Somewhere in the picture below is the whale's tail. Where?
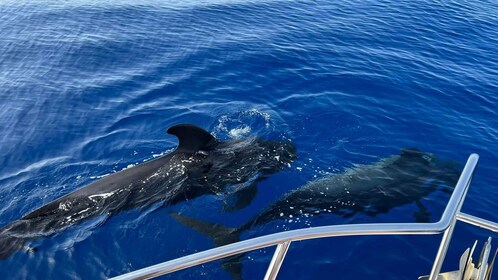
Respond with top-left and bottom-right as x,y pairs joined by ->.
169,212 -> 244,280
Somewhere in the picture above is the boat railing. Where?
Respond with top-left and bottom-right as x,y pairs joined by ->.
110,153 -> 498,280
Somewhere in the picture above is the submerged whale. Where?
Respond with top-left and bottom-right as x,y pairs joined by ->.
0,124 -> 296,259
171,148 -> 461,279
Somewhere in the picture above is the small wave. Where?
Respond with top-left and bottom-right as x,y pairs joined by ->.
0,156 -> 71,182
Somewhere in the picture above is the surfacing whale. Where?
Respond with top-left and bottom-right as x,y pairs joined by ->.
0,124 -> 296,259
171,148 -> 461,279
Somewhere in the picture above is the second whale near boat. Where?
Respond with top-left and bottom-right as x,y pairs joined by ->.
171,148 -> 461,279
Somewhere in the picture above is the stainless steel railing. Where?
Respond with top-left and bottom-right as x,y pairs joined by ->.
111,154 -> 497,280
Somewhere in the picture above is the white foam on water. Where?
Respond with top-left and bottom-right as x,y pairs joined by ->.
228,126 -> 251,139
212,109 -> 273,139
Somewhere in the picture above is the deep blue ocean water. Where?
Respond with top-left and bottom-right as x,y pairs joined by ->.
1,0 -> 498,279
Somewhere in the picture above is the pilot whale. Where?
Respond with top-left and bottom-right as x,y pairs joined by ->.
171,148 -> 461,279
0,124 -> 296,259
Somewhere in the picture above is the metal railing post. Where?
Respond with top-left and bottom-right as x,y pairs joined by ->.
428,154 -> 479,280
264,242 -> 291,280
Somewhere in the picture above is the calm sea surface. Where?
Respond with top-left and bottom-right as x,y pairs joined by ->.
1,0 -> 497,279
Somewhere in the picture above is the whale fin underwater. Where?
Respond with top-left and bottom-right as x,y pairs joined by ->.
0,124 -> 297,259
170,148 -> 462,279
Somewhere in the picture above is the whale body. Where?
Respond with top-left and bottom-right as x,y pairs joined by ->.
171,148 -> 461,279
0,124 -> 296,259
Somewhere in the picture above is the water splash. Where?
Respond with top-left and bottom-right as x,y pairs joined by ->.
211,109 -> 273,140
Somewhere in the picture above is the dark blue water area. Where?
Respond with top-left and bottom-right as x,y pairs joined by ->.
1,0 -> 498,279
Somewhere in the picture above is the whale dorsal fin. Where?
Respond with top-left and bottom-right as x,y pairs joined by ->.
167,124 -> 217,153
